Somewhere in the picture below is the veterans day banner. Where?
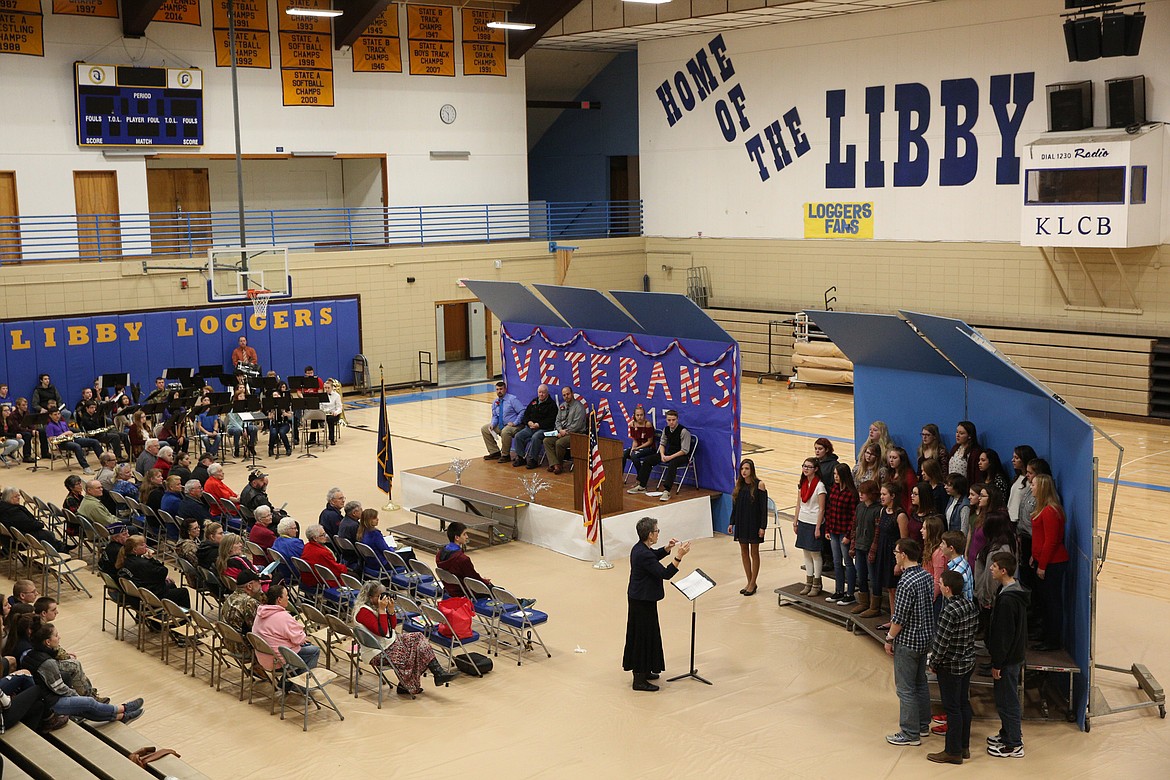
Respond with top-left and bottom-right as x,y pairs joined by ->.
501,324 -> 741,495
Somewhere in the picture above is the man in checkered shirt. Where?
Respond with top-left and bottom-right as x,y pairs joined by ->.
927,569 -> 980,764
884,538 -> 937,747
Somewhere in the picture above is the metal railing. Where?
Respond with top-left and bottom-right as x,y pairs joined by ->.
0,200 -> 643,263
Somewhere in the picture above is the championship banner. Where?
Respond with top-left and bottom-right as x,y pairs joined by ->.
279,0 -> 334,106
0,0 -> 43,57
52,0 -> 117,17
212,0 -> 271,69
352,3 -> 401,73
461,7 -> 504,77
153,0 -> 200,26
407,4 -> 453,77
501,324 -> 741,495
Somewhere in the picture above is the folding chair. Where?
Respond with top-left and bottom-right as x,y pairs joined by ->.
214,621 -> 253,700
266,547 -> 293,592
434,566 -> 464,598
393,594 -> 426,634
88,521 -> 111,573
657,434 -> 700,496
246,633 -> 285,715
463,577 -> 505,651
407,559 -> 443,606
99,571 -> 126,640
187,609 -> 219,683
334,536 -> 358,571
323,615 -> 362,695
313,564 -> 357,619
291,557 -> 321,606
176,557 -> 210,613
0,524 -> 17,578
38,542 -> 92,600
419,602 -> 482,677
492,586 -> 551,666
351,624 -> 409,707
766,497 -> 789,556
120,578 -> 164,654
199,565 -> 225,607
218,498 -> 246,534
162,597 -> 199,674
382,550 -> 426,596
157,510 -> 181,562
138,587 -> 178,665
298,603 -> 336,669
277,645 -> 344,731
245,540 -> 266,561
354,541 -> 392,582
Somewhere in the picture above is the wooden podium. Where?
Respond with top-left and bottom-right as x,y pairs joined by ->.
570,432 -> 625,513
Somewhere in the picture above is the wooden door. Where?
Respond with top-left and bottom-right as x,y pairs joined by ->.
484,307 -> 496,378
442,302 -> 469,361
147,168 -> 211,256
73,171 -> 120,260
0,172 -> 19,263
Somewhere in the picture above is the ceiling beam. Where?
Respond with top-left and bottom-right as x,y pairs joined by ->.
506,0 -> 585,60
334,0 -> 393,49
122,0 -> 167,38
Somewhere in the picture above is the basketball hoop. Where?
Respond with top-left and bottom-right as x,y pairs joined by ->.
245,288 -> 272,318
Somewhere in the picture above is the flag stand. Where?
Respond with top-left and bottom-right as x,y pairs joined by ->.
593,514 -> 613,570
376,364 -> 399,511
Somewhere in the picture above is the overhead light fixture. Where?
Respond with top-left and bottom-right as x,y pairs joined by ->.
487,20 -> 536,31
286,8 -> 343,18
430,151 -> 471,160
290,150 -> 337,157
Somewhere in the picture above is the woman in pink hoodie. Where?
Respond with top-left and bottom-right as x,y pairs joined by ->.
250,583 -> 320,671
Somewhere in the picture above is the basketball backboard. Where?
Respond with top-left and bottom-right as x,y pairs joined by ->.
207,246 -> 292,302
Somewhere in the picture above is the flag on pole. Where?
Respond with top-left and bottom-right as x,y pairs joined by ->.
583,408 -> 605,543
376,370 -> 393,497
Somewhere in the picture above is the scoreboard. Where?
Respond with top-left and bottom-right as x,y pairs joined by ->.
75,63 -> 204,147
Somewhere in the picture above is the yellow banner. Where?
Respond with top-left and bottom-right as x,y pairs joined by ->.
212,0 -> 268,29
364,3 -> 398,37
52,0 -> 117,17
279,0 -> 329,34
352,35 -> 401,73
463,42 -> 504,76
1,0 -> 42,12
0,10 -> 43,56
407,5 -> 452,41
153,0 -> 200,25
279,31 -> 330,70
409,39 -> 453,76
462,8 -> 503,43
803,202 -> 874,239
281,68 -> 334,107
213,29 -> 272,69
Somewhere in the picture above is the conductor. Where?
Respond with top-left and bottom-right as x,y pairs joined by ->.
623,517 -> 691,692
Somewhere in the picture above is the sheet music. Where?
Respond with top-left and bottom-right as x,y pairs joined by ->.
673,568 -> 716,601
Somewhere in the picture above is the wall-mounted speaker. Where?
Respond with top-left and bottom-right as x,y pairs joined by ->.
1072,17 -> 1102,61
1102,13 -> 1127,56
1106,75 -> 1146,128
1047,81 -> 1093,132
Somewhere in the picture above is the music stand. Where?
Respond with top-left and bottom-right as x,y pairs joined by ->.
262,395 -> 292,460
163,367 -> 195,380
238,410 -> 268,467
668,568 -> 716,685
25,411 -> 52,472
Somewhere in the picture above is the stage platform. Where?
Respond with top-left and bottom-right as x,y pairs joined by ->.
776,581 -> 1081,721
401,459 -> 717,562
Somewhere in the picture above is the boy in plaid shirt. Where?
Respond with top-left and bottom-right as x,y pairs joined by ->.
884,538 -> 936,747
940,530 -> 974,601
927,569 -> 979,764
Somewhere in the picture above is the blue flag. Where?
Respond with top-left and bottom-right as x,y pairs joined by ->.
376,380 -> 393,496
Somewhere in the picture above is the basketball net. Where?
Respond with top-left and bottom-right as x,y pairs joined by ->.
245,289 -> 272,318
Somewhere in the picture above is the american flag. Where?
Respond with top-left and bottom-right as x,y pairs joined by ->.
583,408 -> 605,543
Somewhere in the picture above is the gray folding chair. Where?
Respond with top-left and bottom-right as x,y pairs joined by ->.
767,497 -> 789,556
277,645 -> 344,730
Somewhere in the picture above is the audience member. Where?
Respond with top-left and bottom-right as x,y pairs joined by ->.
352,581 -> 456,694
135,439 -> 160,478
216,533 -> 267,586
111,464 -> 139,499
298,524 -> 348,588
203,463 -> 238,517
140,469 -> 165,512
337,500 -> 362,568
176,480 -> 212,524
435,522 -> 533,605
271,517 -> 304,582
251,583 -> 319,671
318,487 -> 345,538
99,523 -> 130,578
191,452 -> 214,486
249,506 -> 277,564
9,580 -> 39,608
76,480 -> 117,528
32,598 -> 101,700
358,508 -> 413,575
170,451 -> 194,486
23,622 -> 144,724
197,522 -> 223,570
0,487 -> 72,551
152,445 -> 175,478
94,452 -> 118,490
115,534 -> 190,608
221,569 -> 263,636
174,517 -> 202,566
240,470 -> 277,515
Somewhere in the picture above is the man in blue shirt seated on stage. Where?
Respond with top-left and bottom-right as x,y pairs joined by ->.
483,381 -> 525,462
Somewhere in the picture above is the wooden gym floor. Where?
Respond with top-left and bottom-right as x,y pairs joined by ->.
4,381 -> 1168,777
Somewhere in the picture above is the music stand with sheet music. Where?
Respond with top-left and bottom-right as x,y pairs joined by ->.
669,568 -> 716,685
25,411 -> 52,472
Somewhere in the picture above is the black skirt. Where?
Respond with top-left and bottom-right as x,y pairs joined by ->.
622,598 -> 665,674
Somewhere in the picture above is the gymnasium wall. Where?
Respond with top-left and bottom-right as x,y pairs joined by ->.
0,237 -> 649,391
637,0 -> 1170,243
0,7 -> 527,218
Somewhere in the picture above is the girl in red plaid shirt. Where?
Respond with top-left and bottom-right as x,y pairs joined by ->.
824,464 -> 859,603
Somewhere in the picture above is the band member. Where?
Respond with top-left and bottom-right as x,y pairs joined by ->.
232,336 -> 259,370
75,400 -> 126,460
